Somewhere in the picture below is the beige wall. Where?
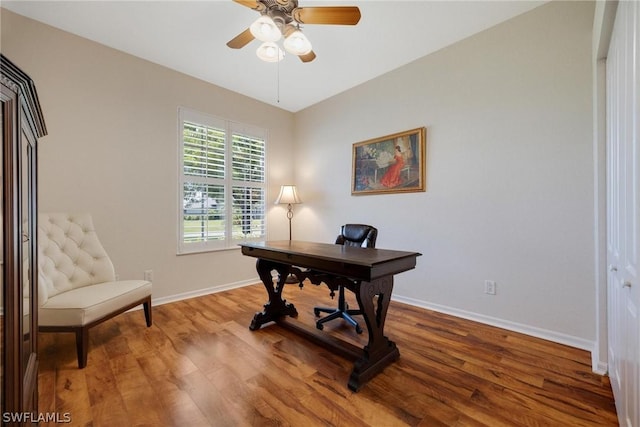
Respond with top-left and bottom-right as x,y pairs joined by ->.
294,1 -> 596,348
1,2 -> 599,352
1,8 -> 295,301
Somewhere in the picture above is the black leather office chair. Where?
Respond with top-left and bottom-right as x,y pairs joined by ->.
314,224 -> 378,334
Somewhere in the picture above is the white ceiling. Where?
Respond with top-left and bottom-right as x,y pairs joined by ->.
2,0 -> 546,112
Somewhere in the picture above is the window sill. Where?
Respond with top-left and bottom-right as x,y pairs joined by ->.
176,246 -> 242,256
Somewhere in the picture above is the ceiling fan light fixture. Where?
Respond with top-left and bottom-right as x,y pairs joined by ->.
229,0 -> 362,64
250,15 -> 281,42
256,41 -> 285,62
283,30 -> 312,55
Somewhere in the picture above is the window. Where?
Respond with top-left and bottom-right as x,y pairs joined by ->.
179,108 -> 266,253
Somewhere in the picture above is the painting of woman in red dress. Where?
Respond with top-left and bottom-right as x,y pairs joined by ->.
380,145 -> 404,188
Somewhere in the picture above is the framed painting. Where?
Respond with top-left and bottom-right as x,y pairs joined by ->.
352,127 -> 426,195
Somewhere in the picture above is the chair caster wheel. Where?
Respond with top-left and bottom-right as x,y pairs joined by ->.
316,322 -> 324,331
355,325 -> 363,334
314,308 -> 320,316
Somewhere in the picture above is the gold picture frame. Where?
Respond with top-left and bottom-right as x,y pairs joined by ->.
352,127 -> 426,195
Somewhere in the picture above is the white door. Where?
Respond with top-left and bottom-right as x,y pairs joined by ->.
606,2 -> 639,427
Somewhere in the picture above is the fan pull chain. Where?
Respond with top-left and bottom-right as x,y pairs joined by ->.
276,54 -> 280,104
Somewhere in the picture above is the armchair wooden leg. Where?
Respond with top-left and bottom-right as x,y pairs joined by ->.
75,327 -> 89,369
143,298 -> 152,327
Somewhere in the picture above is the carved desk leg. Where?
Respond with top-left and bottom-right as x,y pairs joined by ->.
249,259 -> 298,331
349,275 -> 400,391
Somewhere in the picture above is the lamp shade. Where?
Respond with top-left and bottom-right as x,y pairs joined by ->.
284,30 -> 312,56
256,42 -> 285,62
250,15 -> 281,42
275,185 -> 302,205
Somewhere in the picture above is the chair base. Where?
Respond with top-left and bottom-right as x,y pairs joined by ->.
314,305 -> 363,334
314,285 -> 363,334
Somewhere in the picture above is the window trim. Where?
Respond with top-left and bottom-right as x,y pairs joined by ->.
177,107 -> 267,254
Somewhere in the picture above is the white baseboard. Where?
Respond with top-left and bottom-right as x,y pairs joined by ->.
26,278 -> 607,375
392,294 -> 603,373
593,360 -> 608,375
126,278 -> 259,311
152,278 -> 258,307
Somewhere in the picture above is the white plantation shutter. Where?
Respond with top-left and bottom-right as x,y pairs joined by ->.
232,186 -> 265,238
179,108 -> 266,253
183,122 -> 225,179
232,133 -> 265,182
231,130 -> 266,239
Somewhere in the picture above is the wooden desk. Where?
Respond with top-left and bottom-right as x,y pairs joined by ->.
240,240 -> 421,391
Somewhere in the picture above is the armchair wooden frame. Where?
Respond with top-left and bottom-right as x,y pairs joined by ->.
39,296 -> 152,368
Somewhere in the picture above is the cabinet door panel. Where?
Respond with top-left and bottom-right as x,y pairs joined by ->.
2,53 -> 46,424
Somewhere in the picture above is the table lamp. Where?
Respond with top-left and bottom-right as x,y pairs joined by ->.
274,184 -> 302,240
275,184 -> 302,284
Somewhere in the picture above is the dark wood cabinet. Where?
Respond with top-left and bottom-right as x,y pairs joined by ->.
1,54 -> 47,424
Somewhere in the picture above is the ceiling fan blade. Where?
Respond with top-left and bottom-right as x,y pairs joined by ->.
232,0 -> 264,11
299,50 -> 316,63
293,6 -> 361,25
227,28 -> 255,49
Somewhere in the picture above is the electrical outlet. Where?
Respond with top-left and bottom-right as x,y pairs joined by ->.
144,270 -> 153,282
484,280 -> 496,295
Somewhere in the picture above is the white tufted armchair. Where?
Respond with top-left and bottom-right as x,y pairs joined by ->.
37,213 -> 152,368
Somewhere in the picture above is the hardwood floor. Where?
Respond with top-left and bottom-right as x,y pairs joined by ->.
37,282 -> 618,426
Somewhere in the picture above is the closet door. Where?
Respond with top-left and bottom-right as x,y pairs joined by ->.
606,2 -> 639,427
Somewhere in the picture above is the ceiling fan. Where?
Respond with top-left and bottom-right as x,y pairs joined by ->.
227,0 -> 361,63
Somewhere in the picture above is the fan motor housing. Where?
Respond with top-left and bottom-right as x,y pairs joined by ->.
260,0 -> 298,17
259,0 -> 299,28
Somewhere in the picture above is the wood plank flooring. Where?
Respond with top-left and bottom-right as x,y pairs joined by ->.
37,282 -> 618,426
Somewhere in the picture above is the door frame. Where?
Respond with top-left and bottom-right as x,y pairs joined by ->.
592,0 -> 618,374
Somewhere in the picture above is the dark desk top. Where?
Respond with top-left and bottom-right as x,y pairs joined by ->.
240,240 -> 421,282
